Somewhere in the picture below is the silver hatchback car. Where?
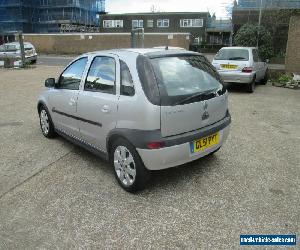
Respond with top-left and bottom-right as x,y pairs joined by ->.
0,42 -> 37,64
212,47 -> 268,93
37,49 -> 231,192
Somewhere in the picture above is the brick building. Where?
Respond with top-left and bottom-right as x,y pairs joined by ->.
99,12 -> 210,45
232,0 -> 300,53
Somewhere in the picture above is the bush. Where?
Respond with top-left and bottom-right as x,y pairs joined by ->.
234,24 -> 274,60
278,73 -> 293,84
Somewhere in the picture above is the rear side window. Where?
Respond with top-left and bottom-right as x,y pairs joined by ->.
136,55 -> 161,105
59,57 -> 88,90
150,55 -> 223,106
252,49 -> 259,62
120,60 -> 135,96
85,56 -> 116,94
214,49 -> 249,61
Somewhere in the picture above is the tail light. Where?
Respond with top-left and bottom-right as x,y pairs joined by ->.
147,141 -> 165,149
242,67 -> 253,73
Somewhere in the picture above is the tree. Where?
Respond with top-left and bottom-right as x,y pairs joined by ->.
234,24 -> 273,60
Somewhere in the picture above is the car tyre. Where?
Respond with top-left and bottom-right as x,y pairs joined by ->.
247,77 -> 256,93
110,138 -> 150,193
260,69 -> 269,85
39,105 -> 56,138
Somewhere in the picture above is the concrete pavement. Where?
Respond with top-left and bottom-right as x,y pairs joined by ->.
0,66 -> 299,249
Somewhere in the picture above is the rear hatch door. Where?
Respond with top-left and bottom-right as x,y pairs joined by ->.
150,54 -> 228,137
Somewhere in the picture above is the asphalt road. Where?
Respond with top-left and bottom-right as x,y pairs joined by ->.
0,66 -> 299,249
37,55 -> 74,67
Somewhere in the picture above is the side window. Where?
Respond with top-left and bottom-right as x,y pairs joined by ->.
253,50 -> 259,62
59,57 -> 87,90
85,56 -> 116,94
120,60 -> 135,96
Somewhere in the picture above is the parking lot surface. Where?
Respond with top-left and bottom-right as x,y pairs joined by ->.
0,66 -> 299,249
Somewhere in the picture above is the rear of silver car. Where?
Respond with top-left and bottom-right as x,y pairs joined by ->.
212,48 -> 255,84
135,52 -> 231,170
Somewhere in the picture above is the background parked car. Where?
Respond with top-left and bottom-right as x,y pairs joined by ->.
212,47 -> 268,93
0,42 -> 37,64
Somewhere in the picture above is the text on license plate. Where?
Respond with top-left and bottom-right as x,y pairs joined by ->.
221,64 -> 237,69
190,132 -> 219,154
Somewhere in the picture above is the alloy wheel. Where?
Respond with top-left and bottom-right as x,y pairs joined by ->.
114,146 -> 136,187
40,109 -> 49,135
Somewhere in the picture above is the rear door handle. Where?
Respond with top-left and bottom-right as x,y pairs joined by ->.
101,105 -> 110,113
69,98 -> 76,106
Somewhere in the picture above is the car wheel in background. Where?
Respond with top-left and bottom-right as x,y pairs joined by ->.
260,69 -> 269,85
110,138 -> 150,193
39,105 -> 56,138
247,77 -> 256,93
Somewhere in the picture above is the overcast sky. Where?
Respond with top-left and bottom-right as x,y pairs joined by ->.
106,0 -> 233,19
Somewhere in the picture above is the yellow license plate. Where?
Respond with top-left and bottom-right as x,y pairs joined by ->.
221,64 -> 237,69
190,132 -> 219,154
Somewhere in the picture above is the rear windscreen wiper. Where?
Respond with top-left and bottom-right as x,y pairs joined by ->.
228,57 -> 246,60
174,89 -> 217,106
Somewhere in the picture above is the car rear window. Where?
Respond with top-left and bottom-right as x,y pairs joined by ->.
214,49 -> 249,61
3,45 -> 17,52
150,55 -> 224,106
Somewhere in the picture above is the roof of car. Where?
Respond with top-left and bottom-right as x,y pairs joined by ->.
220,46 -> 257,50
83,48 -> 200,58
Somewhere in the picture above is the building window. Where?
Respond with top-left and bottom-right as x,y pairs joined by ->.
132,20 -> 143,28
147,19 -> 154,28
103,20 -> 124,28
180,19 -> 203,27
157,19 -> 169,28
194,37 -> 200,45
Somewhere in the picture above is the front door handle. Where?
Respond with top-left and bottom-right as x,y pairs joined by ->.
101,105 -> 110,114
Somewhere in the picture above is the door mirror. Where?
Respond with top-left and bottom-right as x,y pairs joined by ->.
45,78 -> 55,88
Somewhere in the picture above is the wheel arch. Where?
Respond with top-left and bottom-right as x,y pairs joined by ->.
106,132 -> 132,159
37,100 -> 47,113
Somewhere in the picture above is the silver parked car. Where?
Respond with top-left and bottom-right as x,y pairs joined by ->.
37,48 -> 231,192
212,47 -> 268,93
0,42 -> 37,64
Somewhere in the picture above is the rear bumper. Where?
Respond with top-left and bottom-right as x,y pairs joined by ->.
219,71 -> 255,84
137,125 -> 230,170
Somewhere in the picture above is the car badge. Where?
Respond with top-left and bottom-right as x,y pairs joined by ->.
202,101 -> 209,120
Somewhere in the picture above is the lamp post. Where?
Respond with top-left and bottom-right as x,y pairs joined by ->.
257,0 -> 263,47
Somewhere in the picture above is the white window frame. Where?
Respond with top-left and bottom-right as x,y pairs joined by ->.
180,19 -> 203,28
157,19 -> 169,28
103,20 -> 124,28
147,19 -> 154,28
132,19 -> 143,28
